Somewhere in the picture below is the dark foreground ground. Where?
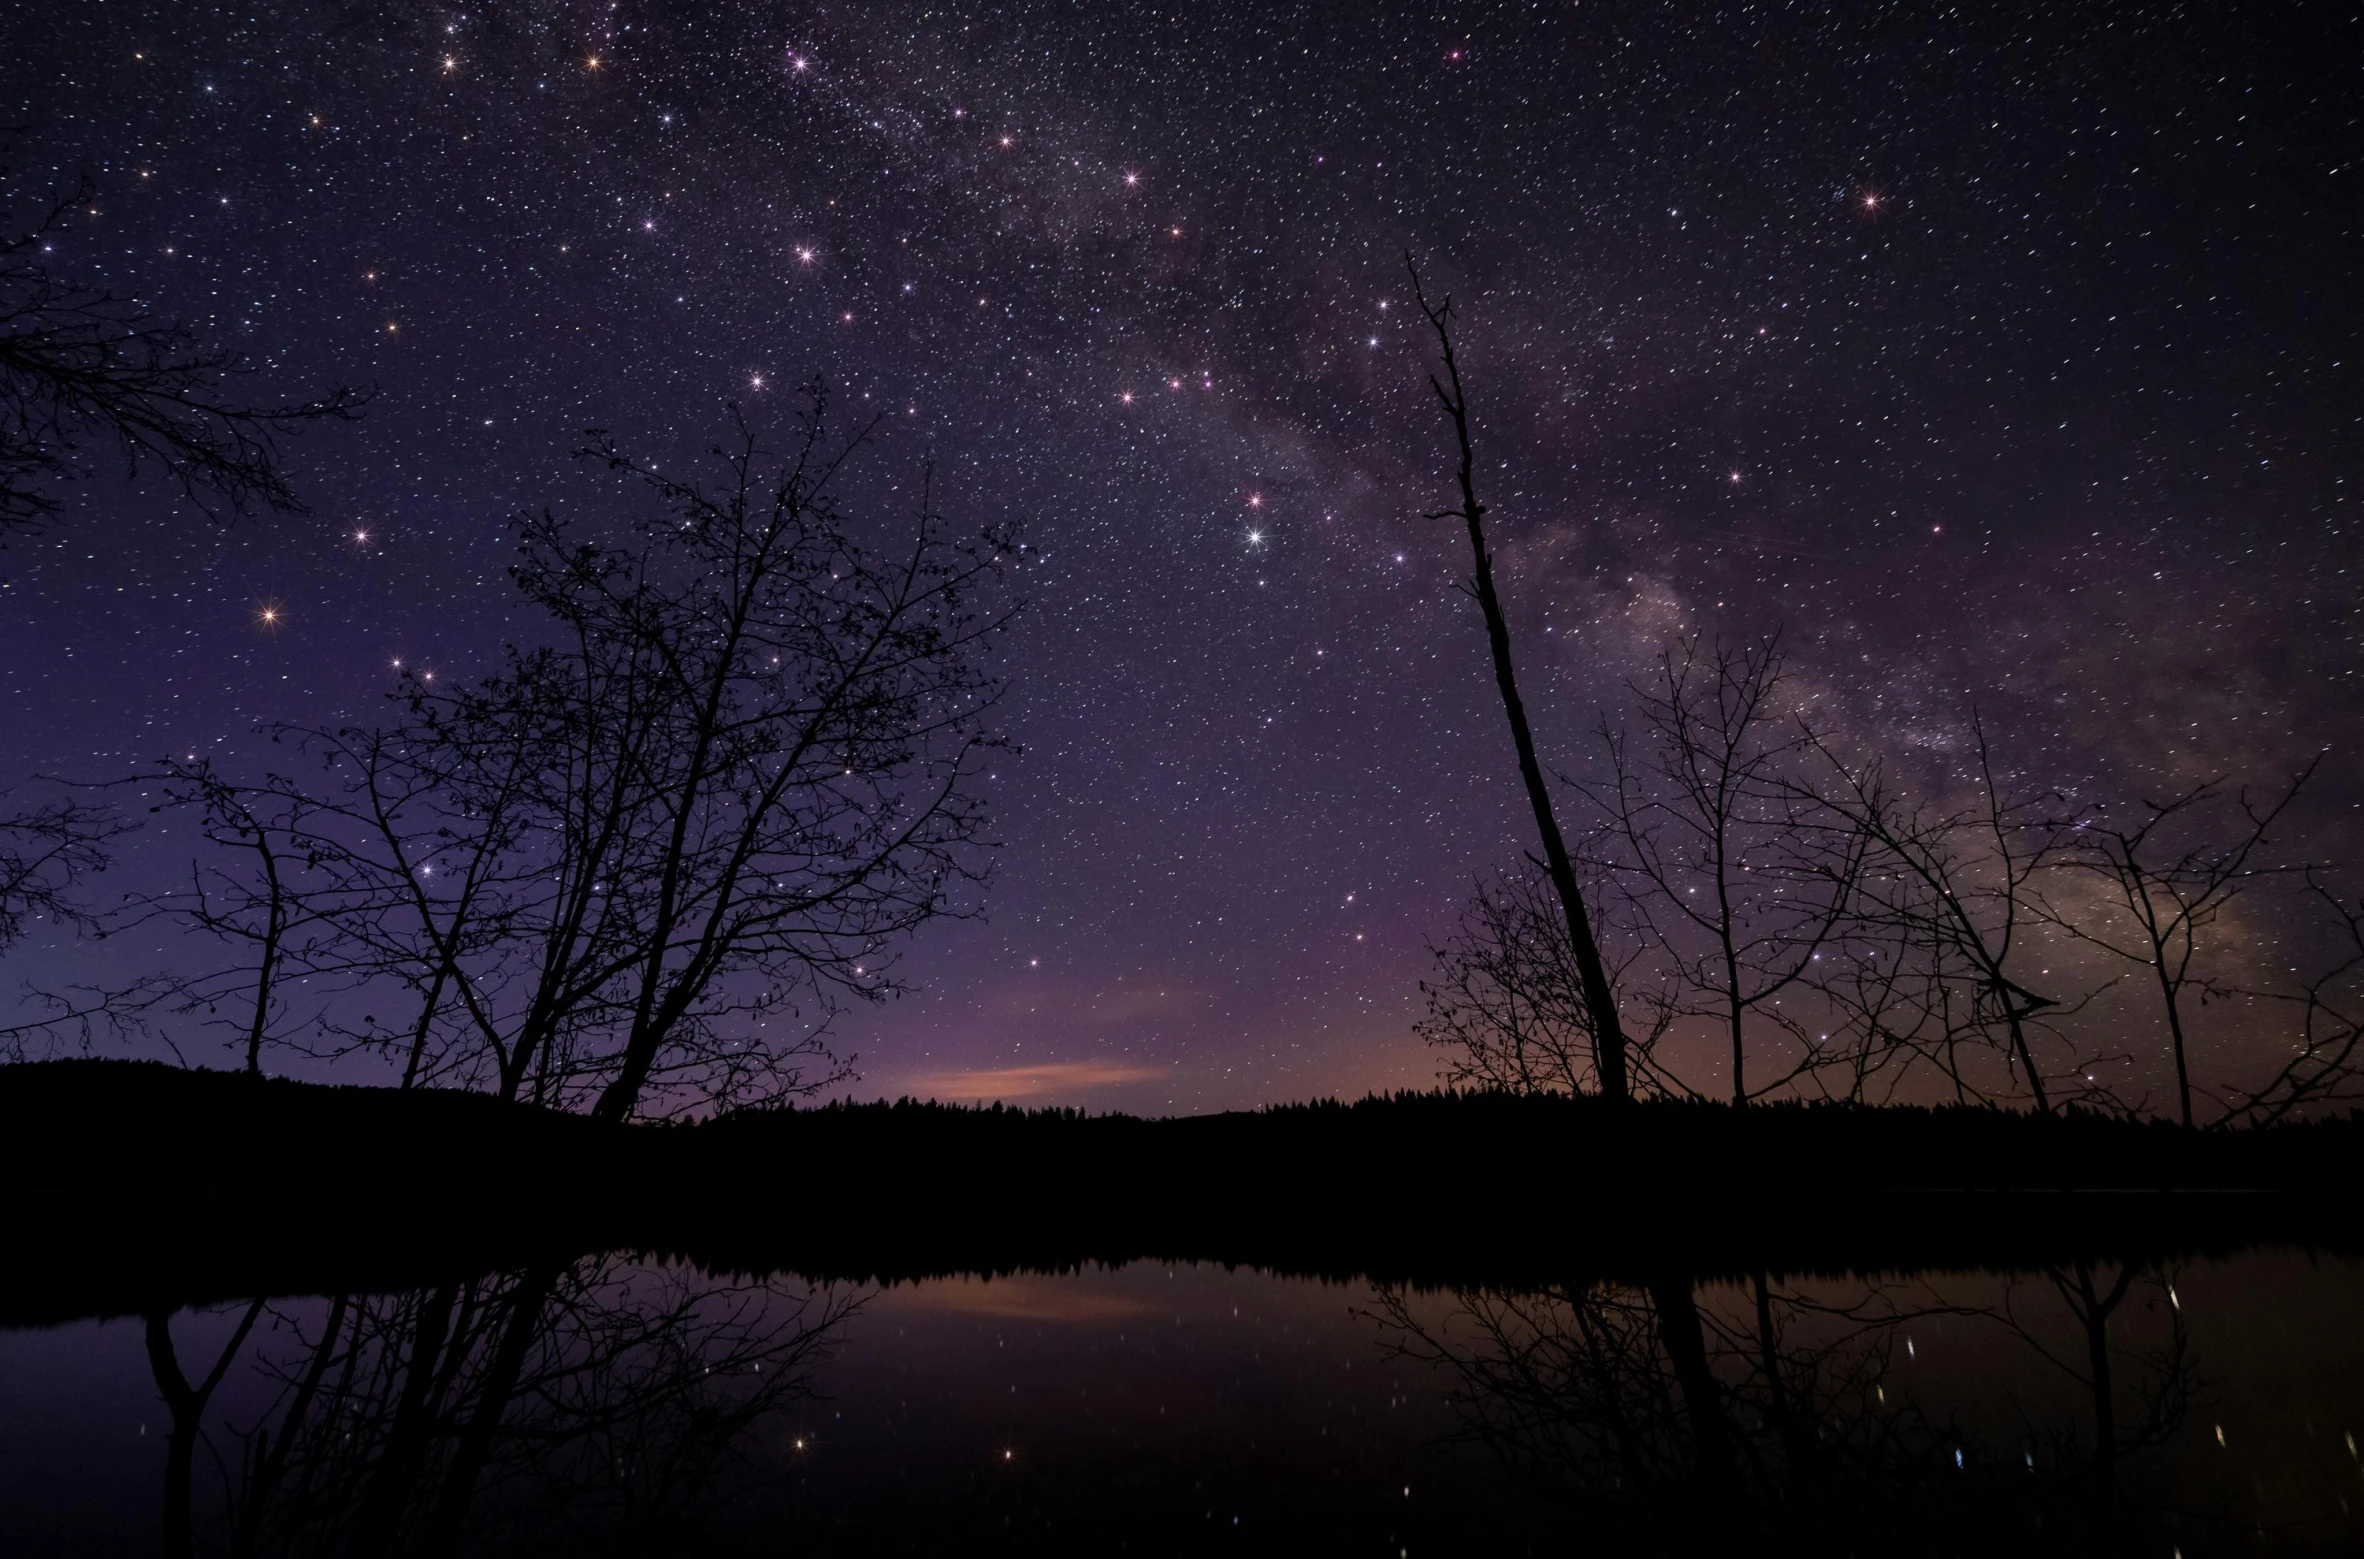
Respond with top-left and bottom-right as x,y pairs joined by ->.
3,1059 -> 2356,1324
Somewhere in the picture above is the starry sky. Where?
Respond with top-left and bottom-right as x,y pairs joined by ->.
2,1 -> 2356,1112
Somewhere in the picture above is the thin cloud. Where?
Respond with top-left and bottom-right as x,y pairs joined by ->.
899,1059 -> 1164,1101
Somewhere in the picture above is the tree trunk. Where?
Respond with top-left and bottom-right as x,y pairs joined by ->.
1412,262 -> 1630,1099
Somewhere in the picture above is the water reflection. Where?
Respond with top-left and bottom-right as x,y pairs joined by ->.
1369,1263 -> 2197,1554
139,1260 -> 854,1556
4,1251 -> 2358,1552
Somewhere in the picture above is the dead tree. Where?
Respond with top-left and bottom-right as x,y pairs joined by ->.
2042,764 -> 2314,1127
0,175 -> 367,531
1408,258 -> 1630,1100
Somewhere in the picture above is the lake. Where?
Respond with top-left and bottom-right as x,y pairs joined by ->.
2,1245 -> 2359,1553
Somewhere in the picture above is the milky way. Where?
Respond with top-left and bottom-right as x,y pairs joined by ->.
2,2 -> 2355,1109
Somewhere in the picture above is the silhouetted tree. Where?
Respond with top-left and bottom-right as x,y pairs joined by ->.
1578,635 -> 1865,1104
119,759 -> 351,1075
0,175 -> 367,532
0,787 -> 165,1062
133,391 -> 1012,1118
1813,720 -> 2093,1113
0,789 -> 121,951
2206,876 -> 2364,1127
1407,259 -> 1630,1100
1417,865 -> 1679,1095
2041,764 -> 2314,1127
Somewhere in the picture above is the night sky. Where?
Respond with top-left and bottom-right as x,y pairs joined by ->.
2,1 -> 2356,1111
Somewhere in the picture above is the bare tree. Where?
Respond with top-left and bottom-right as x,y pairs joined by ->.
1815,720 -> 2089,1113
1407,259 -> 1630,1100
0,175 -> 368,532
2205,877 -> 2364,1128
2042,764 -> 2314,1127
1418,865 -> 1681,1096
0,789 -> 124,950
1579,636 -> 1864,1104
133,391 -> 1012,1119
0,787 -> 172,1062
119,759 -> 356,1075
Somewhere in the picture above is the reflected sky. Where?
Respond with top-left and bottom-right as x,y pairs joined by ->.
2,1250 -> 2360,1553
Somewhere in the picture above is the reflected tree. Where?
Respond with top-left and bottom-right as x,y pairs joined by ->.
140,1256 -> 859,1556
1369,1261 -> 2201,1555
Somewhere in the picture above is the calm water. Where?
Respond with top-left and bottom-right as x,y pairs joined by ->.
2,1250 -> 2359,1554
